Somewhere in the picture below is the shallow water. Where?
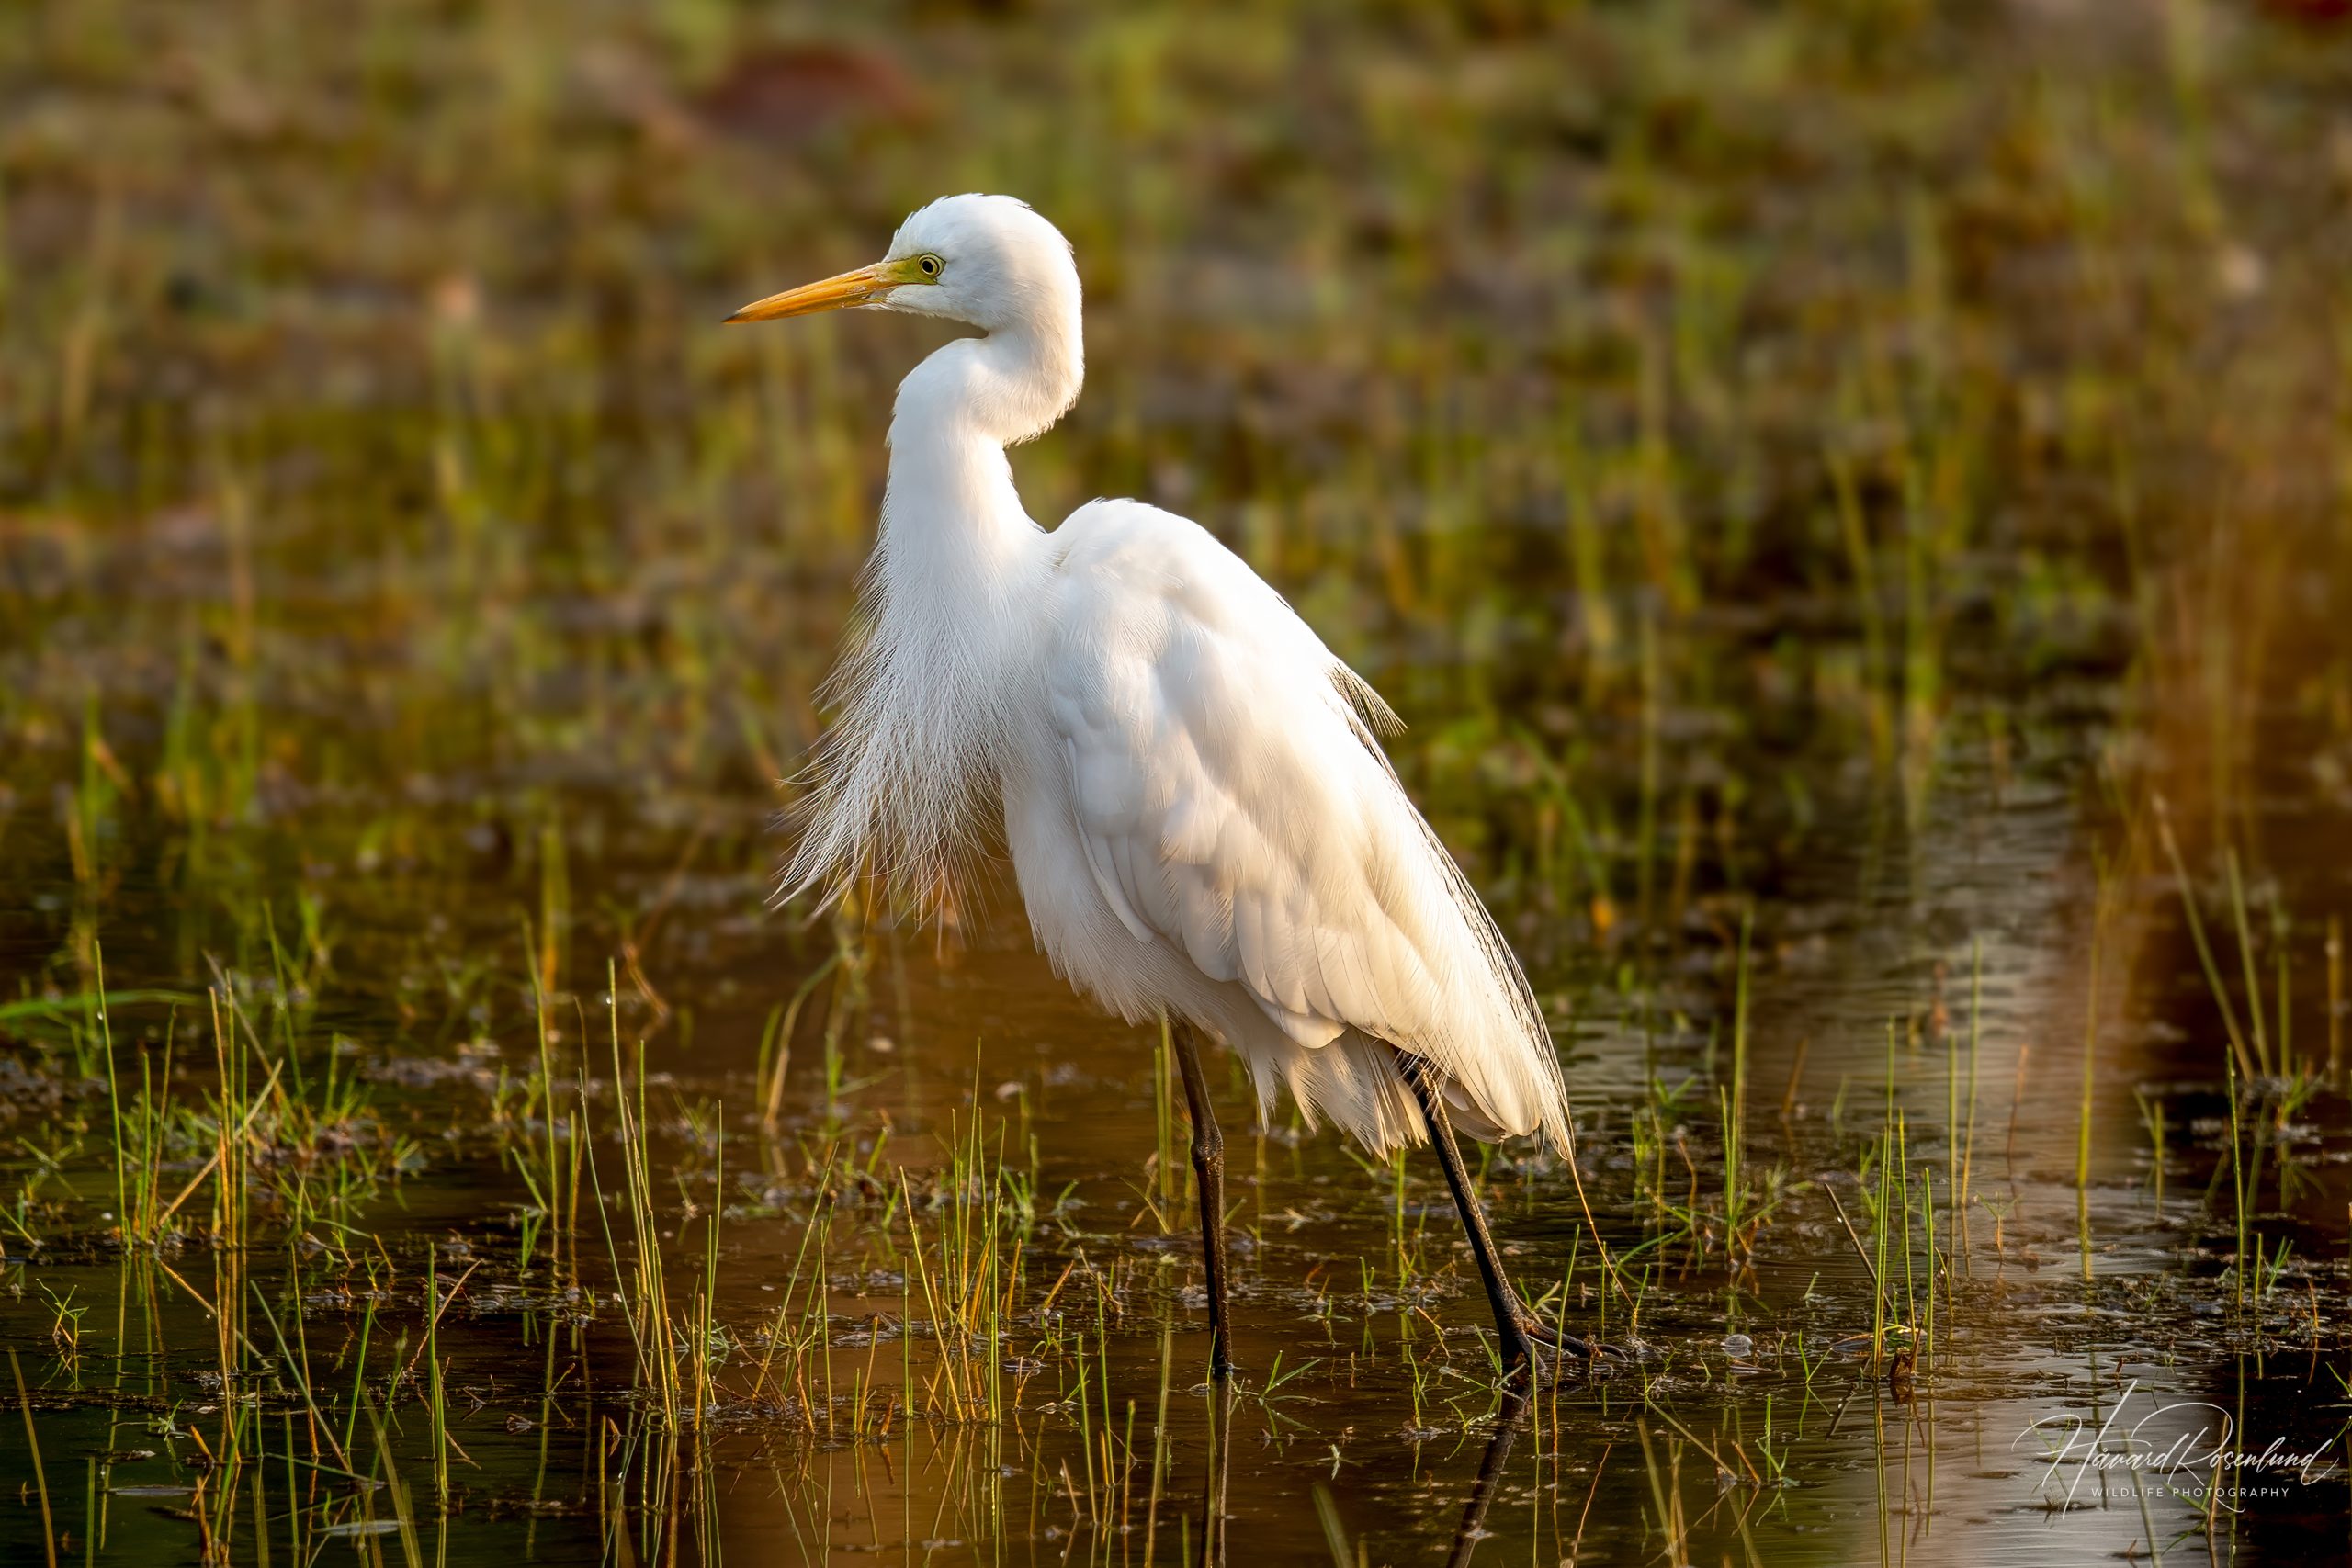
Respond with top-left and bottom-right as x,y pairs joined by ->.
5,650 -> 2349,1566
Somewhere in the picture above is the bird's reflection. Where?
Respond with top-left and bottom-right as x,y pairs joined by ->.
1195,1380 -> 1234,1567
1188,1382 -> 1532,1568
1443,1388 -> 1532,1568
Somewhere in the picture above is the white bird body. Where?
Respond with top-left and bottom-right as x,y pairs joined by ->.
752,194 -> 1569,1160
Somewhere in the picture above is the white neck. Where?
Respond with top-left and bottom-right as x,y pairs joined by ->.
782,319 -> 1084,907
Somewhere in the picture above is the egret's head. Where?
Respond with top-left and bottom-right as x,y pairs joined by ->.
726,193 -> 1080,338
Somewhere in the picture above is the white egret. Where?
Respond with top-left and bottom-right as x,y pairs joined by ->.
728,194 -> 1596,1377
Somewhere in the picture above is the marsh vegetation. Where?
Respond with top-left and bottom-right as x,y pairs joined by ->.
4,2 -> 2351,1563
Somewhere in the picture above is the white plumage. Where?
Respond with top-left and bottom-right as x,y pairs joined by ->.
750,194 -> 1569,1160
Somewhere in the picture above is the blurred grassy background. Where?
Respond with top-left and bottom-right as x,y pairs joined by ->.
3,0 -> 2349,995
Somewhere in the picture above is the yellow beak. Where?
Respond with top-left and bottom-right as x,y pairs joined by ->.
724,258 -> 922,323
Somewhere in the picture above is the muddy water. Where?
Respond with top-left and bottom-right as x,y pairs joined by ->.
5,648 -> 2348,1568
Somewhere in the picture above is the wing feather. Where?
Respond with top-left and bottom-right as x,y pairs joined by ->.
1044,500 -> 1568,1150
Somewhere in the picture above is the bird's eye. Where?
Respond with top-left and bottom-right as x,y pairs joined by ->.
918,254 -> 943,278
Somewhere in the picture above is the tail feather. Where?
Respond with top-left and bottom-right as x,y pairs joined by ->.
1221,1026 -> 1524,1157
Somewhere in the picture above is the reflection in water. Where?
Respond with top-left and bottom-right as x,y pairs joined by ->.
1442,1388 -> 1530,1568
1197,1380 -> 1234,1568
1143,1377 -> 1525,1568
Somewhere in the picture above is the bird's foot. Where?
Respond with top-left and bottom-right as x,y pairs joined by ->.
1187,1354 -> 1241,1397
1517,1311 -> 1628,1364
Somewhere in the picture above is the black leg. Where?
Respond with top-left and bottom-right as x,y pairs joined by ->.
1392,1048 -> 1600,1374
1170,1021 -> 1235,1378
